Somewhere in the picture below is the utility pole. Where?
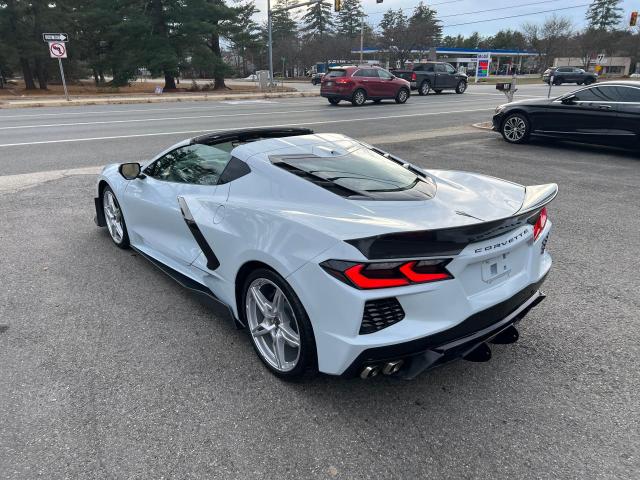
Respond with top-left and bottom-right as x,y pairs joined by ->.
267,0 -> 323,84
359,13 -> 364,64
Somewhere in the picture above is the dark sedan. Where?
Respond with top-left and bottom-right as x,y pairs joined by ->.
493,81 -> 640,147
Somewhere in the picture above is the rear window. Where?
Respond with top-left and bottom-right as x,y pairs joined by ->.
271,147 -> 436,201
326,70 -> 347,78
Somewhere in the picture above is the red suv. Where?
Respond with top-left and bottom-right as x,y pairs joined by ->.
320,66 -> 411,106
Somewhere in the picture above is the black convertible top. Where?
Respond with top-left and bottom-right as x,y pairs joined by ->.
191,127 -> 314,146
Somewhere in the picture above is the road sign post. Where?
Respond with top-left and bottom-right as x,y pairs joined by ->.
42,39 -> 70,102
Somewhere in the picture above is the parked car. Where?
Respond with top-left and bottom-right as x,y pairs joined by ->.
493,81 -> 640,147
410,62 -> 468,95
94,127 -> 556,380
320,66 -> 411,106
311,72 -> 325,85
543,66 -> 597,85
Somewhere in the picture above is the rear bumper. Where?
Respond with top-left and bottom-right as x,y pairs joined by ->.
341,273 -> 547,379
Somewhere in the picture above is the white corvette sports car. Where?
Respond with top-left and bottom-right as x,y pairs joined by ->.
94,128 -> 557,380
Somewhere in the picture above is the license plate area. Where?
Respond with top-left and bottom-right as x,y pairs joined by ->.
326,81 -> 333,86
481,254 -> 511,283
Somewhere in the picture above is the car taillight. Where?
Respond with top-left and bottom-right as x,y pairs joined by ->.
532,207 -> 548,241
411,72 -> 417,81
320,259 -> 453,290
335,77 -> 353,86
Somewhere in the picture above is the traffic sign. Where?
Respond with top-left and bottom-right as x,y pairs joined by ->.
49,42 -> 67,59
43,33 -> 69,42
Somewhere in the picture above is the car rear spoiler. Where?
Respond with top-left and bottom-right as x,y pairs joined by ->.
346,183 -> 558,260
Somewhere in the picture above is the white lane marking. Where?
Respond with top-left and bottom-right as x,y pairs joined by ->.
0,95 -> 513,130
0,99 -> 322,119
0,107 -> 494,148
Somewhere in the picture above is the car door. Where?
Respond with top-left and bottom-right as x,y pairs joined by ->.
541,86 -> 619,144
123,143 -> 232,267
610,85 -> 640,146
376,68 -> 397,97
352,68 -> 377,97
434,63 -> 451,89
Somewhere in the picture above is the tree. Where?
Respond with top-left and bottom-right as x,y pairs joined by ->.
586,0 -> 623,31
409,1 -> 442,56
228,1 -> 261,76
301,0 -> 334,39
523,15 -> 573,73
379,9 -> 413,67
335,0 -> 363,39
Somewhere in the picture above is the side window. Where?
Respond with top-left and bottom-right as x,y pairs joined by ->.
377,69 -> 393,79
413,64 -> 424,71
615,87 -> 640,102
353,69 -> 366,77
423,63 -> 435,73
435,64 -> 446,73
572,86 -> 616,102
445,64 -> 456,74
144,144 -> 232,185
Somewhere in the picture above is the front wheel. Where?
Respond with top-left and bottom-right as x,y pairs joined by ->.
501,113 -> 530,144
395,88 -> 409,104
553,78 -> 562,85
242,268 -> 317,380
455,80 -> 467,94
328,98 -> 340,105
102,186 -> 130,248
584,78 -> 595,85
351,89 -> 366,106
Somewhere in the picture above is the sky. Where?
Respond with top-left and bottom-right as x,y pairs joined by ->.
254,0 -> 639,37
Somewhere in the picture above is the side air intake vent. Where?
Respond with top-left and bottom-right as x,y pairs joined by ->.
360,298 -> 405,334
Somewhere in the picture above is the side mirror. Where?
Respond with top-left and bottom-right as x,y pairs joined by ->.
119,162 -> 143,180
561,94 -> 576,105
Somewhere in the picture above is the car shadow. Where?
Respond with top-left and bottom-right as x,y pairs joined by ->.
527,137 -> 640,160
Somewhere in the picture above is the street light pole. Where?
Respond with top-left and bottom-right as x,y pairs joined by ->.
359,13 -> 364,64
267,0 -> 273,84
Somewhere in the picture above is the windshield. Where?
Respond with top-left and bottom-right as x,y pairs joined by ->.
271,147 -> 436,201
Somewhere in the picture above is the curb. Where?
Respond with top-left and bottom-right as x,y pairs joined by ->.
0,91 -> 320,109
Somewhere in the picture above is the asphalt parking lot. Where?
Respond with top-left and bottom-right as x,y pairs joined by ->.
1,88 -> 639,479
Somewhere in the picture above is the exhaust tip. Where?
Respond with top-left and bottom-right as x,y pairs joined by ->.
382,360 -> 404,375
463,342 -> 492,362
360,365 -> 380,379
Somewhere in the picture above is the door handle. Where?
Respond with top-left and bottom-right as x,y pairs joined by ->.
598,105 -> 612,109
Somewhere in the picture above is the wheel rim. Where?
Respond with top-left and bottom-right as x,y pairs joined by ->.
103,191 -> 124,243
246,278 -> 301,372
354,91 -> 365,104
458,81 -> 466,92
503,116 -> 526,142
398,89 -> 408,102
421,83 -> 430,95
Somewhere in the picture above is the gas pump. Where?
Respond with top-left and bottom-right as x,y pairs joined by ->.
496,73 -> 518,102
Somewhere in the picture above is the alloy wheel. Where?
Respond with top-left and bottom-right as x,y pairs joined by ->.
353,90 -> 366,105
420,82 -> 430,95
397,89 -> 408,103
103,190 -> 124,243
246,278 -> 301,372
503,116 -> 527,142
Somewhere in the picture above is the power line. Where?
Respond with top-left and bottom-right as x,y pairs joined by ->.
365,0 -> 467,17
441,3 -> 590,28
438,0 -> 565,19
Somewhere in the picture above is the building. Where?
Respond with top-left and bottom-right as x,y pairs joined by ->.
553,56 -> 632,76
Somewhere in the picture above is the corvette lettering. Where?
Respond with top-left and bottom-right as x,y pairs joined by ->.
475,229 -> 529,253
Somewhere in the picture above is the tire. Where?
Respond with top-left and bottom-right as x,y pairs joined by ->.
351,88 -> 366,106
434,89 -> 443,94
455,80 -> 467,94
418,81 -> 431,96
102,185 -> 130,248
553,78 -> 562,85
395,88 -> 409,104
577,81 -> 583,85
501,112 -> 531,144
584,78 -> 594,85
241,268 -> 317,380
328,98 -> 340,105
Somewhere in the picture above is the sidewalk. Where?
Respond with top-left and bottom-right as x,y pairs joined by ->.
0,90 -> 319,109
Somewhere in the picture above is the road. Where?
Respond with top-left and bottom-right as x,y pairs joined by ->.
1,83 -> 638,479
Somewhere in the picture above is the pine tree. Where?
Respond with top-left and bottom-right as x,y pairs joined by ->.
586,0 -> 623,31
409,2 -> 442,53
301,1 -> 334,39
335,0 -> 364,38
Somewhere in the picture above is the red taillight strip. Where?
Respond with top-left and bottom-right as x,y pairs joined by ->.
344,264 -> 409,289
533,207 -> 548,241
399,261 -> 451,283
